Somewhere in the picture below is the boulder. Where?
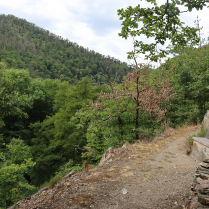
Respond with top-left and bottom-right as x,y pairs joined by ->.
99,147 -> 113,166
202,110 -> 209,131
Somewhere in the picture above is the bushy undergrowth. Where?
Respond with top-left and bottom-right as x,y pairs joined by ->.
56,159 -> 82,177
40,175 -> 62,189
39,159 -> 82,190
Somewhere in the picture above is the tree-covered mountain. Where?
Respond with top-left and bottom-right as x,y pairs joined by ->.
0,14 -> 133,83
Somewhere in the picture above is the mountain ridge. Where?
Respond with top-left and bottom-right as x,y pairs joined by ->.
0,14 -> 133,83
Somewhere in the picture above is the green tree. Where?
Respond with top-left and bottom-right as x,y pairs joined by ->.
0,14 -> 133,83
74,69 -> 175,162
0,138 -> 36,208
1,69 -> 60,145
163,45 -> 209,124
118,0 -> 208,61
0,64 -> 23,117
0,64 -> 26,147
74,83 -> 136,162
30,77 -> 97,185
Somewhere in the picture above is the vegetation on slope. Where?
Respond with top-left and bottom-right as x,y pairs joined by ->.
0,14 -> 132,83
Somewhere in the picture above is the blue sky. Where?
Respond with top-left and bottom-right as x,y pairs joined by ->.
0,0 -> 208,66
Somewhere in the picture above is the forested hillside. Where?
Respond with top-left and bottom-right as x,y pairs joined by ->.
1,13 -> 209,209
0,14 -> 132,83
163,45 -> 209,124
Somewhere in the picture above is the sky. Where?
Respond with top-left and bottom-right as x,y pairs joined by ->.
0,0 -> 209,66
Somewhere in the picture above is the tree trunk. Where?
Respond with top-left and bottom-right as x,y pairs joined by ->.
135,76 -> 139,140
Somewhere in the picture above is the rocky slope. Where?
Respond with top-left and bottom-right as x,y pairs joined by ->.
9,125 -> 201,209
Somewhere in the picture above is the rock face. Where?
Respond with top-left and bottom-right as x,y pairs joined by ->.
186,159 -> 209,208
202,110 -> 209,131
99,147 -> 113,166
192,126 -> 209,161
193,138 -> 209,160
98,145 -> 129,166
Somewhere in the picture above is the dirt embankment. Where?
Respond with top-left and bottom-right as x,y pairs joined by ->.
11,125 -> 201,209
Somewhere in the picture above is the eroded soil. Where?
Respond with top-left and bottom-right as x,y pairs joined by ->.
12,125 -> 201,209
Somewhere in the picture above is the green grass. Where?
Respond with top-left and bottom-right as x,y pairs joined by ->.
39,175 -> 62,190
186,128 -> 207,146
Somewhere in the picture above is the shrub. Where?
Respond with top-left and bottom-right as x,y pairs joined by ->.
56,159 -> 82,176
40,175 -> 62,190
47,175 -> 62,189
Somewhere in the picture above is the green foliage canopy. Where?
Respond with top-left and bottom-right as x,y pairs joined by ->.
0,65 -> 23,117
0,14 -> 133,83
0,138 -> 36,208
118,0 -> 208,61
163,45 -> 209,124
30,77 -> 98,185
1,68 -> 60,145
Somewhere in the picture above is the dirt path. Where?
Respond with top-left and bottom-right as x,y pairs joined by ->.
13,125 -> 201,209
85,125 -> 201,209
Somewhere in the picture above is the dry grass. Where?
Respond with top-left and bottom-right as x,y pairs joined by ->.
126,125 -> 201,163
82,173 -> 111,183
156,165 -> 163,169
153,127 -> 177,141
68,194 -> 92,208
140,167 -> 152,172
122,171 -> 134,177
